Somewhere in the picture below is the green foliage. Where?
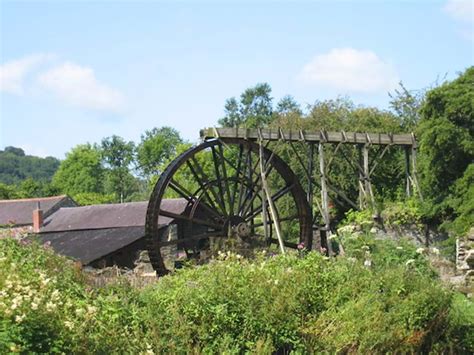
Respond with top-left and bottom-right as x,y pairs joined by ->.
442,163 -> 474,236
101,135 -> 136,202
219,83 -> 274,128
389,82 -> 424,130
0,183 -> 20,200
136,127 -> 183,178
418,67 -> 474,202
382,199 -> 424,230
72,192 -> 116,206
0,147 -> 60,185
52,144 -> 105,196
1,235 -> 472,353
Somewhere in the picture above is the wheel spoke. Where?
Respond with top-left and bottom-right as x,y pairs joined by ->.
253,214 -> 299,228
186,158 -> 227,216
230,144 -> 244,214
246,183 -> 294,220
211,145 -> 228,215
169,179 -> 223,220
218,144 -> 233,215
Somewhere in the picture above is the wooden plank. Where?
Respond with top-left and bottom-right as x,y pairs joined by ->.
200,127 -> 415,146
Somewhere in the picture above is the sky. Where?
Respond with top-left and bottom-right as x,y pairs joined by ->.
1,0 -> 473,159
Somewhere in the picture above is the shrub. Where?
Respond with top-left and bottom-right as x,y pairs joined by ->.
0,236 -> 472,353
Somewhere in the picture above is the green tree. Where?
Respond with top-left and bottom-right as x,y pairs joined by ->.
389,82 -> 424,131
219,83 -> 274,127
275,95 -> 302,116
136,127 -> 183,178
101,135 -> 136,203
418,67 -> 474,202
0,183 -> 20,200
52,144 -> 105,196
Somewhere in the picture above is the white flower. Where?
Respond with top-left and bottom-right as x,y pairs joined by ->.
75,308 -> 85,316
431,247 -> 440,255
364,259 -> 372,267
87,306 -> 97,314
416,247 -> 425,254
46,301 -> 56,312
15,314 -> 25,323
337,225 -> 354,234
370,227 -> 377,234
405,259 -> 415,266
31,302 -> 38,310
347,257 -> 357,263
396,246 -> 403,250
51,289 -> 60,300
64,321 -> 74,330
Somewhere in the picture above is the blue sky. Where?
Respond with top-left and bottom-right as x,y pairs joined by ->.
1,0 -> 473,159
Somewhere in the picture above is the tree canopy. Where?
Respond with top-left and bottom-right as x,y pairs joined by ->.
52,144 -> 105,197
136,127 -> 183,178
0,147 -> 60,185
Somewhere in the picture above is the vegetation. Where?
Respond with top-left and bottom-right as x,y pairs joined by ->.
0,233 -> 472,354
0,147 -> 59,186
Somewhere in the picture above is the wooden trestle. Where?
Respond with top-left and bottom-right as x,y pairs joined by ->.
201,127 -> 420,251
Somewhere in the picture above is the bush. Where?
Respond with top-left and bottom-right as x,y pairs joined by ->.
0,236 -> 472,353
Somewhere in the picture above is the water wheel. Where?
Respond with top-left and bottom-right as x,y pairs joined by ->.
145,138 -> 312,275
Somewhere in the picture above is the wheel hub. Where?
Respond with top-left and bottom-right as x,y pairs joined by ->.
224,215 -> 251,238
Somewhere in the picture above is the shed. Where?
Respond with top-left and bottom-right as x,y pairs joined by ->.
37,199 -> 188,268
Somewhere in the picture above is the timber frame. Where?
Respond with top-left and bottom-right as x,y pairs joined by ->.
201,127 -> 421,251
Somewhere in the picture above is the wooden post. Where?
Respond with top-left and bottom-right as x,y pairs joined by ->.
411,142 -> 422,200
405,146 -> 412,197
259,141 -> 285,253
307,143 -> 314,206
358,145 -> 365,209
319,142 -> 332,255
363,144 -> 374,208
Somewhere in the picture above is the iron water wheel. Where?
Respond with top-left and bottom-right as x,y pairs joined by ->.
145,138 -> 312,276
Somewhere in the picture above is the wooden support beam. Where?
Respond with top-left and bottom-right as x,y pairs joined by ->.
405,147 -> 412,197
411,144 -> 422,200
363,144 -> 375,208
319,142 -> 333,255
201,127 -> 414,146
259,141 -> 285,253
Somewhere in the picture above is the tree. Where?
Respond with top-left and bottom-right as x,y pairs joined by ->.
101,135 -> 136,203
389,82 -> 424,131
4,146 -> 25,156
52,144 -> 105,196
418,67 -> 474,202
218,83 -> 274,127
136,127 -> 183,178
276,95 -> 302,116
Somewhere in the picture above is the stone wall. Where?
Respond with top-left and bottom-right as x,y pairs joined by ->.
456,227 -> 474,285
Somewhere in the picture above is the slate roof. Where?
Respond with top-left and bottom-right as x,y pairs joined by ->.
36,198 -> 189,265
39,226 -> 145,265
0,195 -> 76,226
40,198 -> 188,232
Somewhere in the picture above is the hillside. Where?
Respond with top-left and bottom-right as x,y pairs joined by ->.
0,147 -> 60,185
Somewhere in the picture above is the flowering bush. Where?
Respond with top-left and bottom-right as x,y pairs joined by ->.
0,235 -> 472,353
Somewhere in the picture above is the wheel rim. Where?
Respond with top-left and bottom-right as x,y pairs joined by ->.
145,138 -> 312,275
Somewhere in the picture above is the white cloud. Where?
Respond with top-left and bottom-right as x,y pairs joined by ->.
37,62 -> 125,113
0,54 -> 51,94
444,0 -> 474,23
299,48 -> 399,93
